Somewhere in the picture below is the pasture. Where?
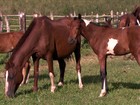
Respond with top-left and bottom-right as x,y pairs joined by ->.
0,48 -> 140,105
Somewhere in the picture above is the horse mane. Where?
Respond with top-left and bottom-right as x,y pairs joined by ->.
125,14 -> 131,27
132,6 -> 140,17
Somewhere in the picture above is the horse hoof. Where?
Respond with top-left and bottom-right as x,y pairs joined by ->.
58,82 -> 63,86
51,86 -> 56,93
79,84 -> 83,89
32,87 -> 38,92
99,91 -> 107,97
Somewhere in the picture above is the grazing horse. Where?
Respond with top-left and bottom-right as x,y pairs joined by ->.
0,32 -> 30,84
69,14 -> 140,97
5,16 -> 82,98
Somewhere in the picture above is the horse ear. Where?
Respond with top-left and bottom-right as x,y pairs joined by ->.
78,14 -> 81,19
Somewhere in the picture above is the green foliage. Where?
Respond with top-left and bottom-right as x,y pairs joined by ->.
0,0 -> 140,15
0,54 -> 9,64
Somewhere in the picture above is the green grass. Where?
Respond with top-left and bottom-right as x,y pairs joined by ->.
0,52 -> 140,105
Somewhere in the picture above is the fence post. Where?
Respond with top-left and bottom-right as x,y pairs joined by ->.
110,10 -> 114,23
0,12 -> 3,32
91,12 -> 93,21
33,13 -> 39,18
50,12 -> 54,20
19,12 -> 26,32
4,16 -> 10,32
95,14 -> 99,23
73,11 -> 76,17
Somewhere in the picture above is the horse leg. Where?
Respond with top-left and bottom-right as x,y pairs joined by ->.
21,60 -> 31,85
98,55 -> 108,97
132,51 -> 140,65
32,55 -> 40,91
74,45 -> 83,89
58,59 -> 66,86
46,54 -> 56,93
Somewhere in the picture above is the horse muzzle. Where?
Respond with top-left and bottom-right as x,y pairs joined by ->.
5,91 -> 15,98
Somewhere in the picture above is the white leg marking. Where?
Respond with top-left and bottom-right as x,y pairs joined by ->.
49,72 -> 56,93
5,71 -> 9,94
106,38 -> 118,55
83,19 -> 92,26
99,79 -> 107,97
78,71 -> 83,89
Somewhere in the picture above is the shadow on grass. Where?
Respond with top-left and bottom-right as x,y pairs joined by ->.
110,82 -> 140,91
60,74 -> 101,86
82,75 -> 101,84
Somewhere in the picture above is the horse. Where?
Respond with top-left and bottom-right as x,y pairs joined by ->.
132,6 -> 140,22
118,14 -> 138,27
0,32 -> 30,85
119,6 -> 140,27
5,16 -> 82,98
68,14 -> 140,97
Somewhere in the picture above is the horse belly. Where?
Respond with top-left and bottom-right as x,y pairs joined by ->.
114,44 -> 130,55
55,45 -> 76,58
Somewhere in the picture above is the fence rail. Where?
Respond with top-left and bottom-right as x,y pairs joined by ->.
0,10 -> 127,32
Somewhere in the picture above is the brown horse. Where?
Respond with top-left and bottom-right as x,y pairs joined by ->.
0,32 -> 23,53
0,32 -> 30,85
118,14 -> 138,27
132,6 -> 140,22
119,6 -> 140,27
5,16 -> 82,98
69,14 -> 140,97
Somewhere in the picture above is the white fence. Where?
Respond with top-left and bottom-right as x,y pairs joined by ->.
0,10 -> 127,32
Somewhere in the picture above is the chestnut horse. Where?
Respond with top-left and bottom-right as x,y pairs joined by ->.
69,14 -> 140,97
118,14 -> 138,27
0,32 -> 30,84
119,6 -> 140,27
132,6 -> 140,22
5,16 -> 82,98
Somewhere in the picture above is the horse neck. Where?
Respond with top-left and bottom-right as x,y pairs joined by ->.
81,23 -> 97,41
10,39 -> 34,69
9,28 -> 37,69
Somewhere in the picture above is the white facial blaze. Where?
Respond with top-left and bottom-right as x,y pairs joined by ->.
5,71 -> 9,93
137,19 -> 140,26
83,19 -> 91,26
107,38 -> 118,54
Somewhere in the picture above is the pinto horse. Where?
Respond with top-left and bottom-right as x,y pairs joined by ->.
69,14 -> 140,97
5,16 -> 82,98
0,32 -> 30,84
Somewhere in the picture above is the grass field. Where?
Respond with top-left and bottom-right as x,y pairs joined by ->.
0,0 -> 140,15
0,50 -> 140,105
